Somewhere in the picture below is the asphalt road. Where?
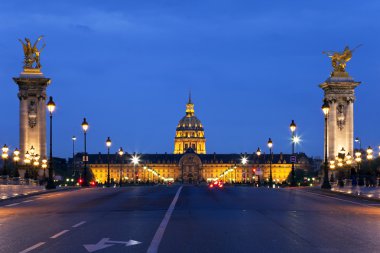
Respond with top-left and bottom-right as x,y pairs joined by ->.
0,185 -> 380,253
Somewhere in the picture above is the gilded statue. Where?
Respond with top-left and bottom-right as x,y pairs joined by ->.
18,36 -> 45,69
323,45 -> 361,73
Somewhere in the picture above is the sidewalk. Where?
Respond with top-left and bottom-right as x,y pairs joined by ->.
305,185 -> 380,202
330,185 -> 380,199
0,184 -> 79,201
0,184 -> 46,200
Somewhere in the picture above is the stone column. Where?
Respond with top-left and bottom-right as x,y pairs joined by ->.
13,70 -> 51,161
320,73 -> 360,161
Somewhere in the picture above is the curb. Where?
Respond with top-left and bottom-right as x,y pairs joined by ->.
306,188 -> 380,203
0,187 -> 80,203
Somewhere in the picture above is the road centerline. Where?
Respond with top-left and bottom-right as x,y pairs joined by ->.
147,186 -> 183,253
19,242 -> 46,253
6,203 -> 20,207
50,230 -> 70,239
72,221 -> 86,228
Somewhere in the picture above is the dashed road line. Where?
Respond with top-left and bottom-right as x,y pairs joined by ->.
72,221 -> 86,228
6,203 -> 20,207
19,242 -> 46,253
50,230 -> 70,239
22,200 -> 34,203
147,186 -> 183,253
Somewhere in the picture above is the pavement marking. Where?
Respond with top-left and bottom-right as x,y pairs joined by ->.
84,238 -> 141,252
22,200 -> 34,203
5,203 -> 20,207
19,242 -> 46,253
50,229 -> 70,239
147,186 -> 183,253
72,221 -> 86,228
299,190 -> 378,207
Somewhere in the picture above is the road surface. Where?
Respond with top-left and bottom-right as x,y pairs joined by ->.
0,185 -> 379,253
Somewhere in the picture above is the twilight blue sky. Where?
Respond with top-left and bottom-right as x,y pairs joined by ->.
0,0 -> 379,159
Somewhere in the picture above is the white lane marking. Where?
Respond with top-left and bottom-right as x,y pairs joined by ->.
22,200 -> 34,203
299,190 -> 378,207
19,242 -> 46,253
50,229 -> 70,239
6,203 -> 20,207
147,186 -> 183,253
72,221 -> 86,228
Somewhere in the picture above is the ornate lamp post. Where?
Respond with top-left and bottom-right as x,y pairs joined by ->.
13,148 -> 20,177
256,147 -> 261,186
72,136 -> 76,177
81,118 -> 89,187
2,144 -> 9,176
366,146 -> 374,187
41,157 -> 48,180
267,138 -> 273,187
46,96 -> 56,189
290,120 -> 297,186
354,149 -> 362,185
321,100 -> 331,189
131,154 -> 139,184
106,137 -> 112,187
24,151 -> 31,179
366,146 -> 373,160
118,147 -> 124,187
241,156 -> 248,184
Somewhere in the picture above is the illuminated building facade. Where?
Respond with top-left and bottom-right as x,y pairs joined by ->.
79,95 -> 312,184
174,94 -> 206,154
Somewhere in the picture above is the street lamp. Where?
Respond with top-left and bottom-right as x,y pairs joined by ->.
46,96 -> 56,189
366,146 -> 373,160
41,157 -> 48,179
106,137 -> 112,187
118,147 -> 124,187
355,137 -> 362,151
321,101 -> 331,189
2,144 -> 9,176
241,156 -> 248,184
81,118 -> 89,187
255,147 -> 261,186
267,138 -> 273,187
290,120 -> 297,186
131,154 -> 140,184
13,148 -> 20,177
72,136 -> 76,177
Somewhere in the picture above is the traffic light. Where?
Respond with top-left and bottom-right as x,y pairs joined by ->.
78,178 -> 83,185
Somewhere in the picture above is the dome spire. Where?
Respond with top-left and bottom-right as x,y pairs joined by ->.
186,91 -> 194,117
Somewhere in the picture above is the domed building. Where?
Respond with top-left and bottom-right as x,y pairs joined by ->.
81,93 -> 315,185
174,94 -> 206,154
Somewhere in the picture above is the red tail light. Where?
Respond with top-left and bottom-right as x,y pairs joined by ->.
209,184 -> 214,188
218,184 -> 223,188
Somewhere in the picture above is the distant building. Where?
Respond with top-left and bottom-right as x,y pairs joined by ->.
72,95 -> 314,184
73,150 -> 312,184
174,94 -> 206,154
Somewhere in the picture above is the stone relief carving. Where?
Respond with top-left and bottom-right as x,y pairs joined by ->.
28,100 -> 37,128
336,104 -> 346,131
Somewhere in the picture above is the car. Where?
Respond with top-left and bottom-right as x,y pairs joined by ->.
209,180 -> 223,189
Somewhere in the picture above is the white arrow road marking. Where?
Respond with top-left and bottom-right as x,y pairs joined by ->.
83,238 -> 142,252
